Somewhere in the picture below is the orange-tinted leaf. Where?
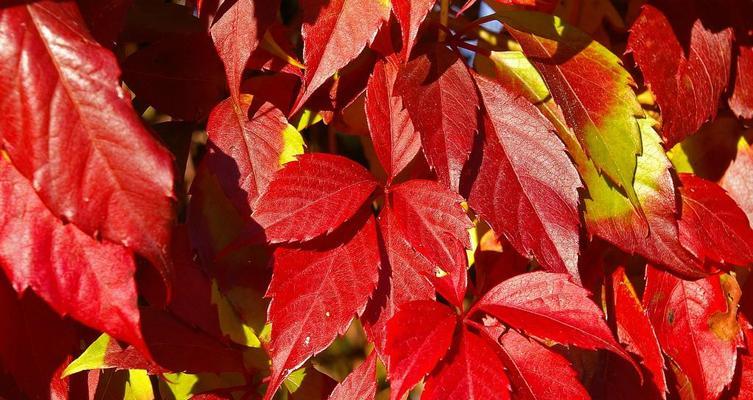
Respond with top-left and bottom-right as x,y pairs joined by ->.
643,266 -> 740,400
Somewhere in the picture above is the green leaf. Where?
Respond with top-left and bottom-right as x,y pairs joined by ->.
487,6 -> 644,211
62,333 -> 111,377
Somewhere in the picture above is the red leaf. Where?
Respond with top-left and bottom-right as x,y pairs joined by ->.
586,123 -> 706,278
627,1 -> 733,146
294,0 -> 390,113
122,31 -> 227,121
0,275 -> 79,400
730,44 -> 753,120
0,158 -> 146,352
472,272 -> 637,369
474,249 -> 529,297
492,326 -> 590,400
721,142 -> 753,226
0,1 -> 175,281
205,97 -> 294,215
252,154 -> 379,243
76,0 -> 132,47
291,368 -> 338,400
386,300 -> 457,400
328,352 -> 378,400
643,266 -> 739,400
391,0 -> 435,60
365,58 -> 421,181
422,327 -> 511,400
395,45 -> 479,192
677,173 -> 753,267
611,267 -> 667,397
210,0 -> 278,102
139,306 -> 246,373
470,74 -> 582,279
388,179 -> 472,306
264,214 -> 380,400
361,207 -> 435,364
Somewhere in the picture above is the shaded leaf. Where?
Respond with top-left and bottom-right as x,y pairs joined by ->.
395,45 -> 479,192
328,352 -> 377,400
627,1 -> 733,146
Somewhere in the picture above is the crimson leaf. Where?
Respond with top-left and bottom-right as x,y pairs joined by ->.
388,179 -> 472,306
422,327 -> 511,400
263,214 -> 380,400
385,300 -> 457,400
470,74 -> 582,279
252,153 -> 379,243
0,0 -> 175,282
395,45 -> 479,192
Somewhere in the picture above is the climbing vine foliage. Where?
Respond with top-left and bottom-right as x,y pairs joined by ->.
1,0 -> 753,399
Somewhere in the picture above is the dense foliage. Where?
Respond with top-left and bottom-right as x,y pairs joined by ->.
0,0 -> 752,399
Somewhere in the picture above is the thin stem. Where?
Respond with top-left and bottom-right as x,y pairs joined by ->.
458,13 -> 499,38
439,0 -> 450,41
451,40 -> 492,57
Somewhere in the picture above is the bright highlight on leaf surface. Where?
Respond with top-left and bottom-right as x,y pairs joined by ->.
264,214 -> 380,400
493,7 -> 644,209
252,153 -> 379,243
470,74 -> 581,279
0,0 -> 175,284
